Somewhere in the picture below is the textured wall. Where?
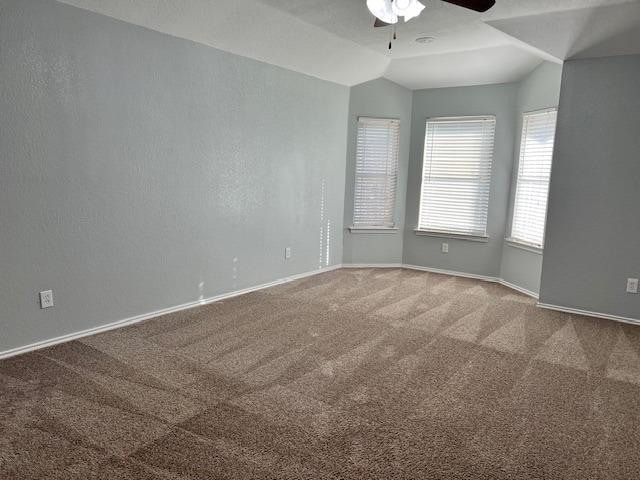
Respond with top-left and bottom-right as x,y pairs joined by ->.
342,78 -> 413,265
402,83 -> 518,277
0,0 -> 349,353
499,62 -> 563,294
540,55 -> 640,319
54,0 -> 390,86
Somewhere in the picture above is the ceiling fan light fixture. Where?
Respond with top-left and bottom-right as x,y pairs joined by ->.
393,0 -> 412,10
393,0 -> 426,22
366,0 -> 398,25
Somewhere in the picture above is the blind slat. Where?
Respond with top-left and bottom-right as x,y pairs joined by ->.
418,116 -> 496,236
352,117 -> 400,228
510,109 -> 557,248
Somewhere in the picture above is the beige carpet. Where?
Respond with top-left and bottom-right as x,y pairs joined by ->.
2,268 -> 640,479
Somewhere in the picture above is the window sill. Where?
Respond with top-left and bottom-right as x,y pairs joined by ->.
349,226 -> 398,234
413,229 -> 489,243
505,238 -> 543,254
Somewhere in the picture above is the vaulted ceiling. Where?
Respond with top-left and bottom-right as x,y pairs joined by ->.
56,0 -> 640,89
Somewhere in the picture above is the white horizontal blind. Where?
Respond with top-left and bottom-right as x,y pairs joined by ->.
352,117 -> 400,228
511,109 -> 557,248
418,116 -> 496,236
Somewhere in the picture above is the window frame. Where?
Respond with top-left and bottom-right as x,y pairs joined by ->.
415,115 -> 497,240
507,107 -> 558,251
350,116 -> 401,232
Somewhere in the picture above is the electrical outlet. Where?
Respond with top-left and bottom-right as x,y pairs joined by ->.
285,247 -> 291,259
627,278 -> 639,294
442,243 -> 449,254
40,290 -> 54,309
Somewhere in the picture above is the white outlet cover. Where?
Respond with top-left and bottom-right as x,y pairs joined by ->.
442,243 -> 449,253
285,247 -> 291,259
40,290 -> 54,308
627,278 -> 639,294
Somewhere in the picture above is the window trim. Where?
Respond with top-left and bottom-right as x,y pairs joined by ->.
509,107 -> 558,250
414,229 -> 489,243
351,115 -> 401,230
349,226 -> 399,234
417,114 -> 497,238
504,237 -> 543,254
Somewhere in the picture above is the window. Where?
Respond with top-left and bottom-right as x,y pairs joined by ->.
352,117 -> 400,229
510,109 -> 557,249
417,116 -> 496,237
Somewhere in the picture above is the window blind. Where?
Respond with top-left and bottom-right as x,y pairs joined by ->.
417,116 -> 496,237
352,117 -> 400,228
510,109 -> 557,248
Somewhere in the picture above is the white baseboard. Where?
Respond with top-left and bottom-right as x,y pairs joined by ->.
341,263 -> 404,269
498,279 -> 539,299
0,264 -> 342,360
347,263 -> 640,326
402,264 -> 540,298
537,302 -> 640,326
1,261 -> 573,361
402,264 -> 499,283
341,262 -> 542,301
342,262 -> 540,299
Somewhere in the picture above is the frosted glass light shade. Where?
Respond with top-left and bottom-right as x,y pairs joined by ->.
366,0 -> 398,24
392,0 -> 426,22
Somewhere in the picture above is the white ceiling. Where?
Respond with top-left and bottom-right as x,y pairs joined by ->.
487,1 -> 640,61
56,0 -> 640,89
384,44 -> 543,90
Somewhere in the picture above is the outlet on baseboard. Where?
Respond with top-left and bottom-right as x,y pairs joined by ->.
627,278 -> 639,294
442,243 -> 449,254
285,247 -> 291,259
40,290 -> 54,309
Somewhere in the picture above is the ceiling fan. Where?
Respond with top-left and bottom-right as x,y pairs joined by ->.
368,0 -> 496,28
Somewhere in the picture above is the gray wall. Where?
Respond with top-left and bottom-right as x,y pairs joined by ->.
0,0 -> 349,353
342,78 -> 412,264
540,55 -> 640,319
500,62 -> 563,294
402,83 -> 518,277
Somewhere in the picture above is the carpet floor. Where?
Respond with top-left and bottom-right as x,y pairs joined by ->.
2,268 -> 640,479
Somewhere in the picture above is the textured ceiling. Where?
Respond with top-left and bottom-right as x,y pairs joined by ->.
487,1 -> 640,61
56,0 -> 640,89
384,44 -> 543,90
258,0 -> 635,58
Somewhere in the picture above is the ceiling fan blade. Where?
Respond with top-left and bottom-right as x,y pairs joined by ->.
374,17 -> 392,28
440,0 -> 496,12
